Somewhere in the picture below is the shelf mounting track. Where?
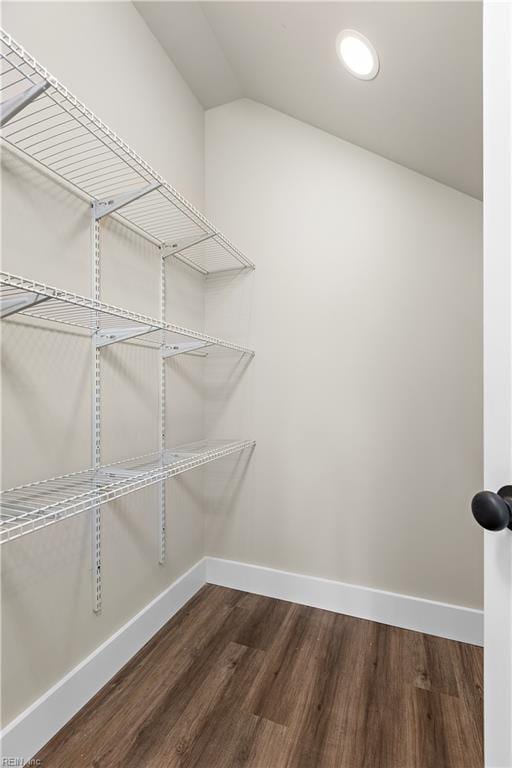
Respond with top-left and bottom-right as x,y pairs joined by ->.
91,216 -> 102,614
159,251 -> 166,564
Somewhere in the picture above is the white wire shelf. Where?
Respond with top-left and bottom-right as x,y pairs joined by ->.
0,29 -> 254,276
0,439 -> 255,544
0,272 -> 255,357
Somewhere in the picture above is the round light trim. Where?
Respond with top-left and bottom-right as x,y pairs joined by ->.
336,30 -> 379,80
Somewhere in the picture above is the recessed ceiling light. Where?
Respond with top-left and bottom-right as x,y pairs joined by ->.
336,30 -> 379,81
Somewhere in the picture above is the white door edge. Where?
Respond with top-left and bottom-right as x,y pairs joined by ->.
483,2 -> 512,765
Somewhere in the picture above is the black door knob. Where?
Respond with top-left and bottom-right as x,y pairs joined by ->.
471,486 -> 512,531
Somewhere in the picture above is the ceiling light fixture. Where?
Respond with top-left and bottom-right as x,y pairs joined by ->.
336,30 -> 379,80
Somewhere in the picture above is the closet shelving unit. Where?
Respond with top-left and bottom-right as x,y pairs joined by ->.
0,30 -> 255,610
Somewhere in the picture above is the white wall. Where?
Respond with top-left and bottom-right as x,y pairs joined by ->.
204,99 -> 483,610
1,1 -> 206,726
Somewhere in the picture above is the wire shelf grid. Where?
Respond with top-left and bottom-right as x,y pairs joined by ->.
0,29 -> 254,274
0,440 -> 255,544
0,272 -> 255,357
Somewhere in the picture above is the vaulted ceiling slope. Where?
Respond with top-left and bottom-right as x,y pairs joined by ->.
136,2 -> 482,199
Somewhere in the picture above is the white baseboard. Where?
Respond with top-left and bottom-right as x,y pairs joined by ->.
2,555 -> 483,762
205,557 -> 483,646
0,557 -> 207,763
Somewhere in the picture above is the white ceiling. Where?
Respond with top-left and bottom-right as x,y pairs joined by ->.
136,2 -> 482,199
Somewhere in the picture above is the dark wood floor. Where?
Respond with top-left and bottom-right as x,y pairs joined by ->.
36,585 -> 483,768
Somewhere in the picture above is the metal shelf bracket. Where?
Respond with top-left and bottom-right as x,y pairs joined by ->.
162,232 -> 215,258
95,325 -> 157,348
95,467 -> 144,482
92,182 -> 161,220
0,81 -> 49,127
161,341 -> 209,358
0,292 -> 50,318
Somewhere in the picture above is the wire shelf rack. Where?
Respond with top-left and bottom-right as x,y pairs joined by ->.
0,439 -> 255,544
0,29 -> 255,275
0,272 -> 255,357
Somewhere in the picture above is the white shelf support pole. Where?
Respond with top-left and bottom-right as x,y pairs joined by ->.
0,81 -> 49,127
91,217 -> 102,613
159,249 -> 166,564
92,182 -> 161,220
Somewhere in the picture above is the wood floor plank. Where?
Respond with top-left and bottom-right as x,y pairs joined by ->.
244,603 -> 322,727
238,716 -> 289,768
345,621 -> 414,768
282,610 -> 359,768
138,642 -> 263,768
234,593 -> 291,651
35,585 -> 483,768
453,638 -> 484,713
409,687 -> 460,768
421,634 -> 460,697
174,644 -> 270,768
